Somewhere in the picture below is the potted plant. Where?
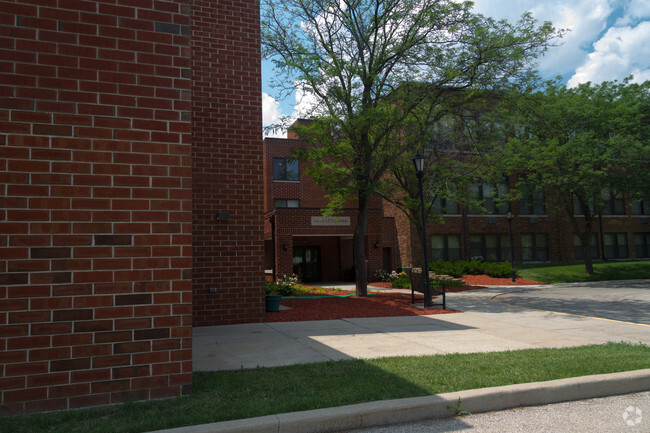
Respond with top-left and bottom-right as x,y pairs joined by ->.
265,275 -> 295,312
264,282 -> 284,312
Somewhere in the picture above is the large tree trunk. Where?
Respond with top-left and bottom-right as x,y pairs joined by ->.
354,191 -> 371,296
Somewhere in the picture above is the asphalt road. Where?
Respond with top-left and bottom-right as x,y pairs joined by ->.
350,391 -> 650,433
491,280 -> 650,325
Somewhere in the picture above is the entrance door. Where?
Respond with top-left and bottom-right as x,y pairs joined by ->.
293,246 -> 321,282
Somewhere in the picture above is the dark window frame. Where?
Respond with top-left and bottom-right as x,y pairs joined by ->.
274,199 -> 300,209
273,158 -> 299,181
430,234 -> 462,261
521,233 -> 548,262
470,233 -> 511,262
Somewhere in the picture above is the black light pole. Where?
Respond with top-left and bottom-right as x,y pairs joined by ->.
506,211 -> 516,283
413,153 -> 434,308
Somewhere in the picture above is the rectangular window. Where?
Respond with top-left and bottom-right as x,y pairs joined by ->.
603,233 -> 629,259
521,233 -> 548,262
431,234 -> 461,261
518,183 -> 545,215
631,199 -> 650,216
273,158 -> 299,181
634,233 -> 650,258
470,234 -> 511,261
573,196 -> 595,216
274,199 -> 300,208
601,190 -> 625,215
573,233 -> 600,260
431,196 -> 459,215
468,180 -> 509,215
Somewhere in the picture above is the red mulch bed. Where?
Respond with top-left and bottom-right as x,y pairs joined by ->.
266,292 -> 459,322
265,274 -> 545,322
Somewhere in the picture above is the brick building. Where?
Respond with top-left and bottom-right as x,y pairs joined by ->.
1,0 -> 264,414
263,132 -> 399,283
265,129 -> 650,279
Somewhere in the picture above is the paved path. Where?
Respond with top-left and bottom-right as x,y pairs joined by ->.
193,281 -> 650,372
492,280 -> 650,325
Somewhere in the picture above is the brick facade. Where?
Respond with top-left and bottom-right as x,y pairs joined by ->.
263,137 -> 398,283
191,0 -> 265,326
1,0 -> 193,414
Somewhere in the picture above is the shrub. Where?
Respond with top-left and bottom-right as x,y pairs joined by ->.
428,260 -> 518,278
374,269 -> 392,282
390,272 -> 410,288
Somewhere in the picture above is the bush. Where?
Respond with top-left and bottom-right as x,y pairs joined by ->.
374,269 -> 392,282
265,282 -> 294,296
390,272 -> 411,289
428,260 -> 518,278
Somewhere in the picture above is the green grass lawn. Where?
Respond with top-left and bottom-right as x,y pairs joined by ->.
3,343 -> 649,433
518,260 -> 650,284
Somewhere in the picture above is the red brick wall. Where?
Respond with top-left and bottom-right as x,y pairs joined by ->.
0,0 -> 193,413
191,0 -> 265,326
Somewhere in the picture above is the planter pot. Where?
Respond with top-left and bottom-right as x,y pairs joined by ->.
265,294 -> 282,312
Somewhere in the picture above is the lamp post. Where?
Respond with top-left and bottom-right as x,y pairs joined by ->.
412,153 -> 434,308
506,211 -> 516,283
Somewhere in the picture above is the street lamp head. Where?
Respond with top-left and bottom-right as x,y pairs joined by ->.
506,211 -> 514,221
412,153 -> 425,175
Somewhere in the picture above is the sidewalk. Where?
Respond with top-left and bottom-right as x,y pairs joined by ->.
177,282 -> 650,433
193,283 -> 650,371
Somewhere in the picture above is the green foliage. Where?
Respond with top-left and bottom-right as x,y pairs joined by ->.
391,273 -> 411,289
265,282 -> 294,296
518,260 -> 650,284
429,260 -> 517,278
262,0 -> 562,293
501,78 -> 650,274
374,269 -> 393,282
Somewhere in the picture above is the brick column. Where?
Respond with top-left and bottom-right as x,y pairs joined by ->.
191,0 -> 265,326
0,0 -> 193,413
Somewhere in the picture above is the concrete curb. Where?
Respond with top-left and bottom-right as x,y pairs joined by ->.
150,369 -> 650,433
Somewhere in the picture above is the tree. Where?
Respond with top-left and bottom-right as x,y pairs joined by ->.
503,78 -> 650,274
262,0 -> 562,295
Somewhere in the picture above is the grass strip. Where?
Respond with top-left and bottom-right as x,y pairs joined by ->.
2,342 -> 649,433
518,260 -> 650,284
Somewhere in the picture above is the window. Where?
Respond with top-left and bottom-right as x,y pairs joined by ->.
431,196 -> 459,215
631,199 -> 650,216
273,158 -> 299,181
431,234 -> 461,261
573,196 -> 595,216
470,234 -> 511,261
635,233 -> 650,258
274,199 -> 300,208
521,234 -> 548,261
573,234 -> 599,260
601,190 -> 625,215
603,233 -> 629,259
518,184 -> 545,215
468,180 -> 509,215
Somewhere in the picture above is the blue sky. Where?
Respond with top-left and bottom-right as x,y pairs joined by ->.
262,0 -> 650,135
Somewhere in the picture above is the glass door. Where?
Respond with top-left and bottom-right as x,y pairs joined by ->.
293,246 -> 321,282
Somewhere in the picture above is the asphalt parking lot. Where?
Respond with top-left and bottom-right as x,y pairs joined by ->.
491,280 -> 650,325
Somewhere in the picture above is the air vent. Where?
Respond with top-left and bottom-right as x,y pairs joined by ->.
641,217 -> 649,225
529,217 -> 539,224
486,216 -> 496,225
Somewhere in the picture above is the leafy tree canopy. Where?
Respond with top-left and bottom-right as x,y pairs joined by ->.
503,77 -> 650,273
262,0 -> 563,293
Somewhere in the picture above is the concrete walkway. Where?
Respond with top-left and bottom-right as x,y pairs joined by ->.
193,281 -> 650,371
170,281 -> 650,433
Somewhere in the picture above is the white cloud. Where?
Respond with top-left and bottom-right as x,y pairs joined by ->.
567,21 -> 650,86
616,0 -> 650,25
471,0 -> 614,78
262,92 -> 286,137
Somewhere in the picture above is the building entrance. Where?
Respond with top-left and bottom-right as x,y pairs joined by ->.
293,246 -> 321,282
